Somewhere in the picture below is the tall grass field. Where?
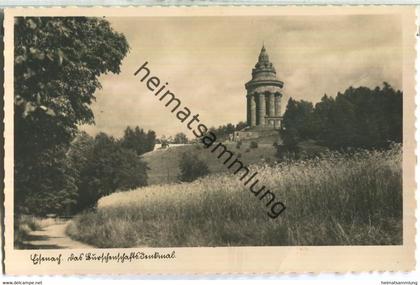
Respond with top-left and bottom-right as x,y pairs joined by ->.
66,145 -> 402,247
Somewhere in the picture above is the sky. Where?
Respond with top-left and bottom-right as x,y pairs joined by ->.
80,15 -> 402,138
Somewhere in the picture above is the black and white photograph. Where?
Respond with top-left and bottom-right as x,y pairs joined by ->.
2,6 -> 416,275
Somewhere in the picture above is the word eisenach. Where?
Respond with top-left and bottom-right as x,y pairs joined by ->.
30,253 -> 62,265
134,62 -> 286,219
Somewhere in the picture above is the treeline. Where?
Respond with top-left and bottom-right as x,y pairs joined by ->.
280,82 -> 402,151
209,121 -> 247,139
158,132 -> 189,145
157,122 -> 247,146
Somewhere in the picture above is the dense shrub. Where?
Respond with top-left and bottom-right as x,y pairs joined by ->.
250,141 -> 258,149
178,153 -> 210,182
14,215 -> 43,248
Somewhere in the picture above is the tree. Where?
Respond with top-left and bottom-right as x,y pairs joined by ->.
67,131 -> 95,172
145,130 -> 157,152
281,98 -> 314,145
21,145 -> 78,216
173,132 -> 188,144
178,153 -> 210,182
312,94 -> 335,143
14,17 -> 129,215
74,133 -> 148,210
120,126 -> 156,155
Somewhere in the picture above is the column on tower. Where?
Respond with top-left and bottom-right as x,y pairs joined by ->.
257,93 -> 266,126
247,94 -> 256,127
269,93 -> 275,117
275,93 -> 281,116
247,95 -> 251,126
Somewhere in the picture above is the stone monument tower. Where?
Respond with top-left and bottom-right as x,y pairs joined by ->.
245,45 -> 283,129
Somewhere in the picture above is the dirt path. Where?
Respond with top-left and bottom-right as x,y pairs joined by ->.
22,220 -> 94,249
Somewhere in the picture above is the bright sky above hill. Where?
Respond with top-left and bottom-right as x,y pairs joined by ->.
80,15 -> 402,138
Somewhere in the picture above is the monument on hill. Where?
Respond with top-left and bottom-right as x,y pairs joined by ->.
246,45 -> 283,129
232,45 -> 283,142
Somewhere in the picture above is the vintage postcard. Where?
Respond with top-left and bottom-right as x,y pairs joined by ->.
2,6 -> 417,275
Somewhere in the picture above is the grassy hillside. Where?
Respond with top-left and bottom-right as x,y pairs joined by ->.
142,142 -> 276,185
67,145 -> 402,247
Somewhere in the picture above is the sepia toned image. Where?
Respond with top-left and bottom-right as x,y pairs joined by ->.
2,6 -> 416,275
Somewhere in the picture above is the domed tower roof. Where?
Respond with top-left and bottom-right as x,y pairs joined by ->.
254,45 -> 276,75
245,45 -> 283,92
